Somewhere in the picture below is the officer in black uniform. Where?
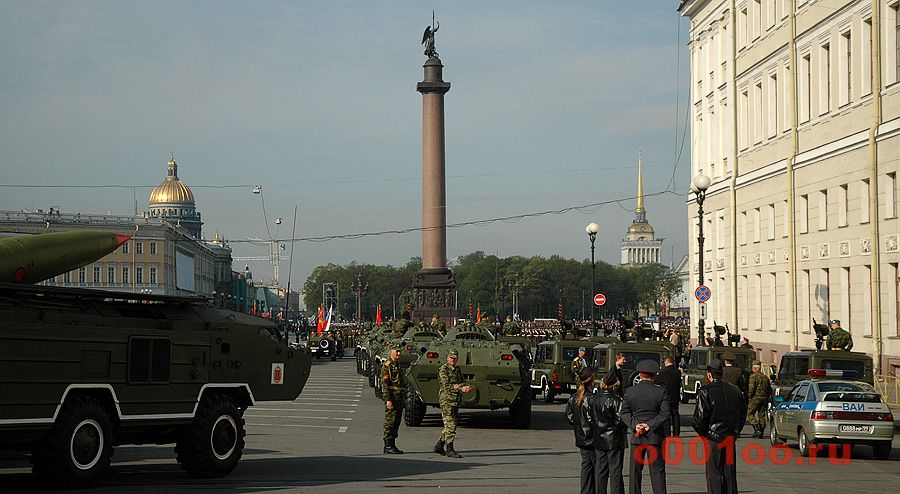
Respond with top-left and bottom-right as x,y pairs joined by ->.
693,359 -> 746,494
620,360 -> 670,494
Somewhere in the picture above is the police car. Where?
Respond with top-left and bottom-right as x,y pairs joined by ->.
769,369 -> 894,459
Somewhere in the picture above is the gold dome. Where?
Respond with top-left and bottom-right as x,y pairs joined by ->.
149,157 -> 195,205
628,222 -> 654,235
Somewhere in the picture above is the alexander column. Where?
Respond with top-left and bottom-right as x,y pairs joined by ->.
413,20 -> 456,323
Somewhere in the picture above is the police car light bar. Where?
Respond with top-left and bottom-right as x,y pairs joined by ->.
808,369 -> 859,378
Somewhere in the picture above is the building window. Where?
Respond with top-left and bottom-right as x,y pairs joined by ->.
799,194 -> 809,233
892,3 -> 900,85
753,0 -> 762,39
838,184 -> 848,227
767,204 -> 775,240
93,265 -> 101,284
78,267 -> 86,284
783,63 -> 792,132
122,242 -> 129,255
740,275 -> 749,330
782,271 -> 791,332
753,207 -> 761,243
891,263 -> 899,337
108,265 -> 115,284
862,265 -> 872,336
800,53 -> 811,122
739,7 -> 748,49
149,266 -> 158,284
64,272 -> 71,284
782,200 -> 789,237
819,43 -> 831,115
767,72 -> 778,138
754,81 -> 763,143
839,30 -> 851,106
818,189 -> 827,231
754,274 -> 763,329
136,266 -> 143,285
817,268 -> 830,323
150,242 -> 157,255
740,211 -> 748,245
841,266 -> 851,327
801,269 -> 811,333
862,18 -> 872,96
884,172 -> 897,219
122,266 -> 130,285
740,89 -> 750,149
717,210 -> 725,249
136,242 -> 143,255
767,0 -> 775,29
860,179 -> 870,223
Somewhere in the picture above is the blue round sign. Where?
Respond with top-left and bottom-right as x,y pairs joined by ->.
695,285 -> 711,302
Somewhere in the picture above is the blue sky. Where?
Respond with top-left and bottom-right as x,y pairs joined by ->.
0,1 -> 691,289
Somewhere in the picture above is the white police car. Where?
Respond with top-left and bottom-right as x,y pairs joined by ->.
770,369 -> 894,459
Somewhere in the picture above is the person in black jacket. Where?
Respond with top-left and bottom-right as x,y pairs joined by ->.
620,360 -> 670,494
653,357 -> 682,437
692,359 -> 747,494
604,352 -> 627,398
566,367 -> 597,494
592,372 -> 628,494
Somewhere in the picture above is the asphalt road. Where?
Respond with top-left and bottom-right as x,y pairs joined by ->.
2,357 -> 899,493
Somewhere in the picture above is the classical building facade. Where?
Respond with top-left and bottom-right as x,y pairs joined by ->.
620,152 -> 664,266
679,0 -> 900,374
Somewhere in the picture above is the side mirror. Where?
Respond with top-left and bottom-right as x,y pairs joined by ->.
773,395 -> 784,403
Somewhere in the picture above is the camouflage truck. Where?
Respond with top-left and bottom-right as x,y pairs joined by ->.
771,349 -> 874,401
529,335 -> 619,403
0,283 -> 312,488
680,345 -> 756,403
406,323 -> 532,428
371,325 -> 444,399
590,341 -> 674,390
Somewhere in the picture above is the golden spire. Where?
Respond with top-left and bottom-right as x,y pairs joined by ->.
635,149 -> 645,213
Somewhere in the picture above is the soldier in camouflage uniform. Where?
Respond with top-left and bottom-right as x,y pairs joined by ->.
571,347 -> 588,378
435,349 -> 471,458
825,319 -> 853,350
381,344 -> 406,454
746,362 -> 771,438
431,314 -> 446,335
502,315 -> 519,336
393,311 -> 414,338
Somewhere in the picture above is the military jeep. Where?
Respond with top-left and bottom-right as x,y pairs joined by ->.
529,336 -> 618,403
680,345 -> 756,402
308,330 -> 344,361
0,283 -> 312,488
591,341 -> 673,390
771,349 -> 874,401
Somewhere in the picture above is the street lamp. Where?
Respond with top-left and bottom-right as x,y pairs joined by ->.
585,222 -> 599,336
691,173 -> 711,346
350,273 -> 369,322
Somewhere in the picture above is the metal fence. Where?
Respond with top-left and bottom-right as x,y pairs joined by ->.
874,373 -> 900,407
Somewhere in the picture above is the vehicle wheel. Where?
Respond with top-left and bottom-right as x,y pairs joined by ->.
797,428 -> 811,457
368,361 -> 376,388
30,394 -> 114,488
530,388 -> 538,400
404,382 -> 425,426
873,441 -> 892,460
175,394 -> 245,478
769,423 -> 782,445
356,353 -> 363,374
629,372 -> 641,388
373,366 -> 383,399
680,386 -> 689,404
543,383 -> 555,404
509,394 -> 532,429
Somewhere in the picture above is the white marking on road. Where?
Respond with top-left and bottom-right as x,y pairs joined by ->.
338,426 -> 348,433
250,408 -> 356,413
302,397 -> 361,402
246,422 -> 343,429
245,414 -> 352,421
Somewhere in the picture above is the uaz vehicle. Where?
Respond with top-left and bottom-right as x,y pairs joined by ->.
770,370 -> 894,459
591,341 -> 673,389
771,349 -> 874,401
530,336 -> 617,402
406,324 -> 532,428
680,345 -> 755,403
0,284 -> 312,487
309,330 -> 344,361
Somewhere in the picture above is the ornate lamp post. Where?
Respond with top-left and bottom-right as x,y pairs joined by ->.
350,273 -> 369,322
585,222 -> 599,335
691,173 -> 711,346
506,272 -> 524,320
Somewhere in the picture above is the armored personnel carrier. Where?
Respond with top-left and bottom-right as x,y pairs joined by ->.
357,324 -> 397,384
0,283 -> 312,488
371,324 -> 444,399
406,323 -> 532,428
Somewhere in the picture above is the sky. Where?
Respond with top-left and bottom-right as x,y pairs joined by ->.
0,0 -> 692,291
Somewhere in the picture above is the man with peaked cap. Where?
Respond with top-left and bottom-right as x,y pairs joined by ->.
436,349 -> 471,458
693,359 -> 746,494
721,351 -> 748,404
381,343 -> 406,454
619,360 -> 670,494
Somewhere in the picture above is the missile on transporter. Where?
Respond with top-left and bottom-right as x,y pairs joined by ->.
0,231 -> 130,284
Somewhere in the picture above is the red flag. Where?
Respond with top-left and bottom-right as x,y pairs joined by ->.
476,306 -> 482,323
317,305 -> 325,334
376,304 -> 383,326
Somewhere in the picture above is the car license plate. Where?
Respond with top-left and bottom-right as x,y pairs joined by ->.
839,424 -> 872,433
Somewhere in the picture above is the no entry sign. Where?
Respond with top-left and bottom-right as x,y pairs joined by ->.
593,293 -> 607,306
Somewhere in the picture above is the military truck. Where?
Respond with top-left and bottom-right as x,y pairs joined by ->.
371,325 -> 444,399
308,329 -> 344,361
771,349 -> 874,401
680,345 -> 756,403
0,283 -> 312,488
590,341 -> 673,390
529,336 -> 618,403
406,323 -> 532,428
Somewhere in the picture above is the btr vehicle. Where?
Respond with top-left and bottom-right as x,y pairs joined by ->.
771,350 -> 874,402
680,345 -> 756,403
308,329 -> 344,361
356,324 -> 394,376
371,325 -> 443,399
591,341 -> 674,390
530,336 -> 618,403
406,323 -> 532,428
770,370 -> 893,459
0,283 -> 312,488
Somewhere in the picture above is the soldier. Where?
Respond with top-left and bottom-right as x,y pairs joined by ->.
739,337 -> 752,349
825,319 -> 853,350
381,344 -> 406,454
435,349 -> 472,458
431,314 -> 446,335
746,362 -> 771,438
604,353 -> 627,398
393,310 -> 413,337
693,359 -> 746,494
721,352 -> 748,436
502,315 -> 519,336
653,357 -> 682,437
571,347 -> 589,378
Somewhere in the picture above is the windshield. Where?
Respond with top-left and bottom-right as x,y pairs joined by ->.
820,359 -> 865,377
817,382 -> 874,393
622,352 -> 663,371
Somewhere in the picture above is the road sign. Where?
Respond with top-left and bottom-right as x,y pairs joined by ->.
695,285 -> 711,303
593,293 -> 607,306
699,302 -> 707,319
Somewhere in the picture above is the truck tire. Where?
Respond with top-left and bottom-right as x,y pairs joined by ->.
404,383 -> 426,426
368,360 -> 376,388
509,395 -> 532,429
176,394 -> 245,478
31,394 -> 114,488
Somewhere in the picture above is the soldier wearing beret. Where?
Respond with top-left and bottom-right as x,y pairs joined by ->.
435,349 -> 471,458
825,319 -> 853,350
620,360 -> 669,494
431,314 -> 446,336
571,347 -> 589,378
381,344 -> 405,454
